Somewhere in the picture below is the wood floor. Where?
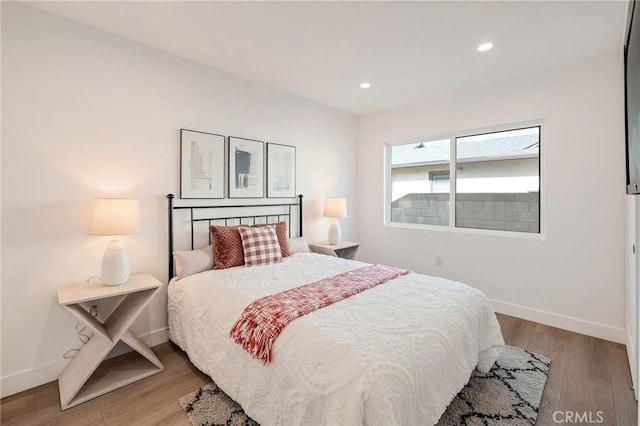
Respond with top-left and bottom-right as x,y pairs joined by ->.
1,314 -> 638,425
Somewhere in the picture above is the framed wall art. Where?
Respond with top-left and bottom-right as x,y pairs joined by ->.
228,136 -> 264,198
180,129 -> 225,199
267,143 -> 296,198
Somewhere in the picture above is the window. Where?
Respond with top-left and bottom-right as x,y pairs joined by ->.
390,139 -> 450,226
387,125 -> 540,234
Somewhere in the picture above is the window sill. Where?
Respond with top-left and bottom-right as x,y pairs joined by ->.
384,221 -> 546,240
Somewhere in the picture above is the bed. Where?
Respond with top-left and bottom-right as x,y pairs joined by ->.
166,194 -> 504,425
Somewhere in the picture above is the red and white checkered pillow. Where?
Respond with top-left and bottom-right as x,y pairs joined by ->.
238,225 -> 283,267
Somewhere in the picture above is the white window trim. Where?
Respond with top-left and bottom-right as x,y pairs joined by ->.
384,120 -> 545,238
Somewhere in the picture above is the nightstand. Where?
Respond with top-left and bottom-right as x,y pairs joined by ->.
56,273 -> 164,410
309,241 -> 359,260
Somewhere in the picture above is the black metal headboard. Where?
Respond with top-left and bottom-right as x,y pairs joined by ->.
167,193 -> 303,279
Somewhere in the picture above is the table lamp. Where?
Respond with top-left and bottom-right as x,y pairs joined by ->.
89,198 -> 140,285
323,197 -> 347,245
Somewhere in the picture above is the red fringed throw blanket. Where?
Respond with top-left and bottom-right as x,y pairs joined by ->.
230,264 -> 410,363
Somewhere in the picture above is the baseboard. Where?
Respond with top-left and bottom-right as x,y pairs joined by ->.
491,299 -> 626,344
0,327 -> 169,399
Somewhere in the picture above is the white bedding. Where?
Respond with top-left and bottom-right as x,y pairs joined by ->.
168,253 -> 504,425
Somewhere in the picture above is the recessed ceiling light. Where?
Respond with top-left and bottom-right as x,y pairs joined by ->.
477,42 -> 494,52
360,82 -> 371,89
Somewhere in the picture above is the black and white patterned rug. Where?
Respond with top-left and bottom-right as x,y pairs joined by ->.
179,345 -> 550,426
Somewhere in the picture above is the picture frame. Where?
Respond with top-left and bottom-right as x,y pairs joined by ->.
267,143 -> 296,198
228,136 -> 265,198
180,129 -> 225,199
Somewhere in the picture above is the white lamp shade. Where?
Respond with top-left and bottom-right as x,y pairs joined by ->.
89,198 -> 140,235
323,197 -> 347,218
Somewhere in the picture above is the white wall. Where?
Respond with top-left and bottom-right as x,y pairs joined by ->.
358,54 -> 627,342
1,3 -> 357,397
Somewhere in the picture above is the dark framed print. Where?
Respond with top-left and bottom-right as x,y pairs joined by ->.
267,143 -> 296,198
228,136 -> 264,198
180,129 -> 225,199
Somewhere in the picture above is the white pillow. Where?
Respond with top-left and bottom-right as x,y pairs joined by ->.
173,245 -> 214,280
288,237 -> 310,254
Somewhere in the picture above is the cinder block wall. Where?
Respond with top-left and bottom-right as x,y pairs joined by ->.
391,192 -> 539,233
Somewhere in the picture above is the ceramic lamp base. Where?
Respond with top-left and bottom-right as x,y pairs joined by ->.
101,239 -> 130,286
328,219 -> 341,245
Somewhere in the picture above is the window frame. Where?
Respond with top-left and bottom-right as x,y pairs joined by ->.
384,121 -> 544,239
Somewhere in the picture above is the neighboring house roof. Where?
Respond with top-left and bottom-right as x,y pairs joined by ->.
391,133 -> 540,166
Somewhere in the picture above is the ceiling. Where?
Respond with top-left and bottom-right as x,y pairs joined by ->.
27,1 -> 628,116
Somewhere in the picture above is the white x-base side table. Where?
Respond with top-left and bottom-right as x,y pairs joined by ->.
56,273 -> 164,410
309,241 -> 360,260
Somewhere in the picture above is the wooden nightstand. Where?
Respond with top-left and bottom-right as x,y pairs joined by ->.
309,241 -> 359,260
56,273 -> 164,410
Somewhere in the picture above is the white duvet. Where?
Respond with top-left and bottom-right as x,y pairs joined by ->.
168,253 -> 504,425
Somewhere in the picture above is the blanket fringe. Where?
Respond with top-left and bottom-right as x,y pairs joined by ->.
230,316 -> 275,363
